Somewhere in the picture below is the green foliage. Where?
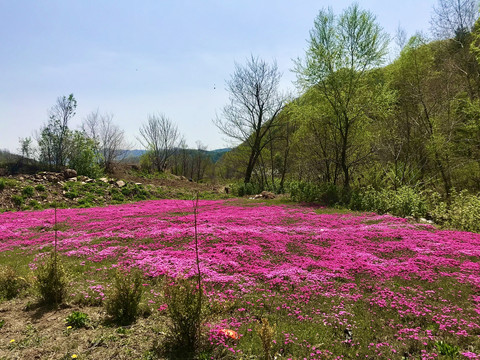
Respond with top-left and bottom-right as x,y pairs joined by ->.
430,190 -> 480,233
110,188 -> 125,202
162,277 -> 203,358
287,181 -> 340,205
35,184 -> 46,192
22,186 -> 35,197
34,254 -> 68,305
357,186 -> 427,218
435,340 -> 459,358
67,131 -> 103,178
233,182 -> 263,197
105,270 -> 144,325
11,194 -> 23,207
0,178 -> 5,191
64,191 -> 79,199
0,265 -> 28,300
65,311 -> 89,329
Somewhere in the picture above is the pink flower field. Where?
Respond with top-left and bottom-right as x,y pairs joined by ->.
1,199 -> 480,359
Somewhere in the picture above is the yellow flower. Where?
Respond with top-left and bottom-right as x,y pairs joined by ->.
67,326 -> 72,329
71,355 -> 78,359
9,339 -> 15,343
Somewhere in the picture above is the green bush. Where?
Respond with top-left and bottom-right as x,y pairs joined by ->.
11,195 -> 23,207
357,186 -> 426,218
161,277 -> 203,358
105,270 -> 144,325
65,311 -> 89,329
233,182 -> 263,197
287,181 -> 340,205
34,254 -> 68,305
430,190 -> 480,232
64,191 -> 78,199
22,186 -> 35,197
0,266 -> 28,300
35,184 -> 46,192
0,178 -> 5,191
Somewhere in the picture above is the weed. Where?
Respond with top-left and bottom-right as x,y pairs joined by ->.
435,340 -> 459,358
105,270 -> 144,325
258,318 -> 276,360
11,194 -> 23,206
22,185 -> 35,197
65,311 -> 90,329
35,184 -> 46,192
0,265 -> 28,299
0,319 -> 4,329
0,178 -> 5,191
64,191 -> 79,199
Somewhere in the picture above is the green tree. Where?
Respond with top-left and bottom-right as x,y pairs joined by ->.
38,94 -> 77,170
67,131 -> 102,178
294,4 -> 390,190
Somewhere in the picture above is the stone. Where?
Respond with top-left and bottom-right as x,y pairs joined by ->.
99,177 -> 109,183
63,169 -> 77,179
260,191 -> 275,199
116,180 -> 126,188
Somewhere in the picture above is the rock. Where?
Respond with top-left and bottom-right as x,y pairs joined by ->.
68,177 -> 77,182
116,180 -> 126,188
85,178 -> 95,183
99,177 -> 109,183
46,175 -> 57,183
419,218 -> 434,224
260,191 -> 275,199
63,169 -> 77,179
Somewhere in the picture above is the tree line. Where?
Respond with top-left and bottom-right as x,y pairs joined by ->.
217,0 -> 480,200
14,97 -> 215,181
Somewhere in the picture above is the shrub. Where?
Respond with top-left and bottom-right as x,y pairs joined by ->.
105,270 -> 144,325
34,254 -> 68,305
287,181 -> 340,205
233,182 -> 263,197
35,184 -> 46,192
22,186 -> 35,197
64,191 -> 78,200
65,311 -> 89,329
430,190 -> 480,232
11,195 -> 23,207
357,186 -> 426,218
0,266 -> 28,300
162,277 -> 203,358
0,178 -> 5,191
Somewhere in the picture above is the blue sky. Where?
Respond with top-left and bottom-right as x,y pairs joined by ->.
0,0 -> 437,153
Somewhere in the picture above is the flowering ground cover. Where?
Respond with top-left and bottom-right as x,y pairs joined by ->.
0,199 -> 480,359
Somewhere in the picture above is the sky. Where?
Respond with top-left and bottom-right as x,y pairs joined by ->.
0,0 -> 438,153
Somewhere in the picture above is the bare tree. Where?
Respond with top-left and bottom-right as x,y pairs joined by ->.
138,113 -> 181,172
82,110 -> 127,173
214,56 -> 286,184
431,0 -> 479,42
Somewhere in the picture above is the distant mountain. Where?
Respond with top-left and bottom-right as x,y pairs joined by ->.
121,148 -> 231,163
